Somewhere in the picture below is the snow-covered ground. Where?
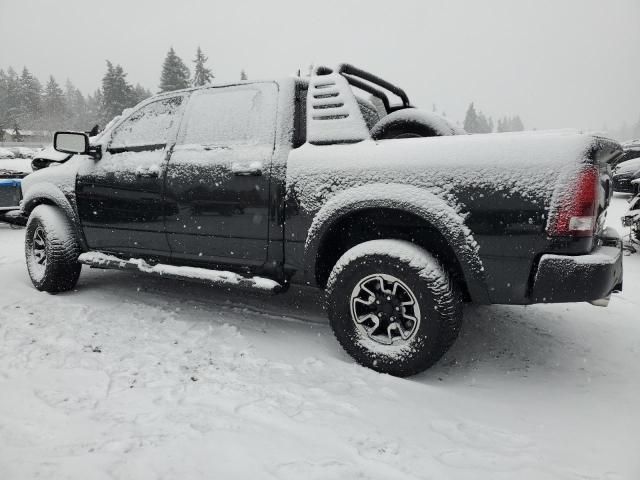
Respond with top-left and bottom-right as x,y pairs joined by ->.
0,196 -> 638,480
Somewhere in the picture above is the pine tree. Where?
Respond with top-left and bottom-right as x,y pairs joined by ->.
192,46 -> 213,87
240,69 -> 248,81
4,67 -> 21,125
12,120 -> 23,142
19,67 -> 42,127
42,75 -> 66,131
476,111 -> 492,133
463,102 -> 479,133
100,61 -> 137,125
512,115 -> 524,131
86,89 -> 103,130
496,115 -> 525,133
0,69 -> 8,127
131,83 -> 152,104
159,47 -> 190,92
64,79 -> 87,129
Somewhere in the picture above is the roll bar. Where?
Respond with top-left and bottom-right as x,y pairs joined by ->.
336,63 -> 411,112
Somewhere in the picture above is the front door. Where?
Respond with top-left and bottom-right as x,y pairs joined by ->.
164,83 -> 278,269
76,94 -> 186,258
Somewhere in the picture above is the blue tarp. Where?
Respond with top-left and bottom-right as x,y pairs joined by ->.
0,179 -> 21,188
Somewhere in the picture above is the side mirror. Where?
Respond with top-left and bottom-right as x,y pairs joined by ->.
54,131 -> 89,154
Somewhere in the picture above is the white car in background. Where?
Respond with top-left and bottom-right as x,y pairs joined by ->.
8,146 -> 37,159
0,147 -> 16,159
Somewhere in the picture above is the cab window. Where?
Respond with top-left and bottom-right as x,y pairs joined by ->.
178,84 -> 277,147
110,96 -> 184,149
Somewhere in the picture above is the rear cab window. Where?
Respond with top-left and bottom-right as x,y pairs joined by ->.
177,83 -> 278,148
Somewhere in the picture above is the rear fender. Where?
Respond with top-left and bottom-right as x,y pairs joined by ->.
304,183 -> 490,303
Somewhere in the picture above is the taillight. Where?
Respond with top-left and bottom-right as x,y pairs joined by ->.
548,166 -> 599,237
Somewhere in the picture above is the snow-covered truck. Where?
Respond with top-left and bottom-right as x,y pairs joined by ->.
20,64 -> 624,376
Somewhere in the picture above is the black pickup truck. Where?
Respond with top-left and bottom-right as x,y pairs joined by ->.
20,64 -> 623,376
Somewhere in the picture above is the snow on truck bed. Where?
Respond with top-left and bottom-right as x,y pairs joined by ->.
0,196 -> 638,479
288,130 -> 610,215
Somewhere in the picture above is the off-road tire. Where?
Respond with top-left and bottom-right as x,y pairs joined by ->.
25,204 -> 82,292
326,239 -> 463,377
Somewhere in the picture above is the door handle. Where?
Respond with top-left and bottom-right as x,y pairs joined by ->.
232,162 -> 263,176
135,165 -> 161,178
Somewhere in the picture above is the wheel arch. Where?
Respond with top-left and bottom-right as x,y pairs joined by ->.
21,183 -> 86,249
304,184 -> 489,303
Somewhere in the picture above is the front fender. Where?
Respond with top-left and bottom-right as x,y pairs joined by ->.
304,183 -> 489,303
21,181 -> 85,249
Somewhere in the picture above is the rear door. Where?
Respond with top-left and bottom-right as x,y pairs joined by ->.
164,83 -> 278,269
76,94 -> 186,258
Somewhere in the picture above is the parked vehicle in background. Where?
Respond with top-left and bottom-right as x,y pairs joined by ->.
0,168 -> 29,226
20,64 -> 625,376
0,147 -> 16,159
30,145 -> 71,171
29,126 -> 101,171
7,147 -> 36,159
613,140 -> 640,193
622,180 -> 640,247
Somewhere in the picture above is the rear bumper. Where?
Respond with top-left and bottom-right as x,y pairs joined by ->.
529,228 -> 623,303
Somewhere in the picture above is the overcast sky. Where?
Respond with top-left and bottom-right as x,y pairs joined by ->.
1,0 -> 638,131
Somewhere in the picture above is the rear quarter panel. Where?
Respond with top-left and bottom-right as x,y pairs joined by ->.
285,131 -> 615,303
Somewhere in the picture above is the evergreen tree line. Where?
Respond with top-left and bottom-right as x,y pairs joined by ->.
0,64 -> 151,139
463,102 -> 525,134
1,46 -> 248,142
609,118 -> 640,142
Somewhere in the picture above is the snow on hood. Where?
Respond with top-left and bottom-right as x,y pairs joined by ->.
32,145 -> 71,163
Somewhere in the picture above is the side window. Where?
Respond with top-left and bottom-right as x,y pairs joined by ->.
110,96 -> 184,149
179,84 -> 277,147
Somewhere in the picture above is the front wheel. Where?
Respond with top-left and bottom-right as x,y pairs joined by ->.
326,240 -> 463,376
25,205 -> 82,292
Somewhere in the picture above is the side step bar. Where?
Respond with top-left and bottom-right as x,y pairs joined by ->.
78,252 -> 283,294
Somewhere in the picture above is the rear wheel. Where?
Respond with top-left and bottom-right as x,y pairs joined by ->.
326,239 -> 463,376
25,205 -> 82,292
